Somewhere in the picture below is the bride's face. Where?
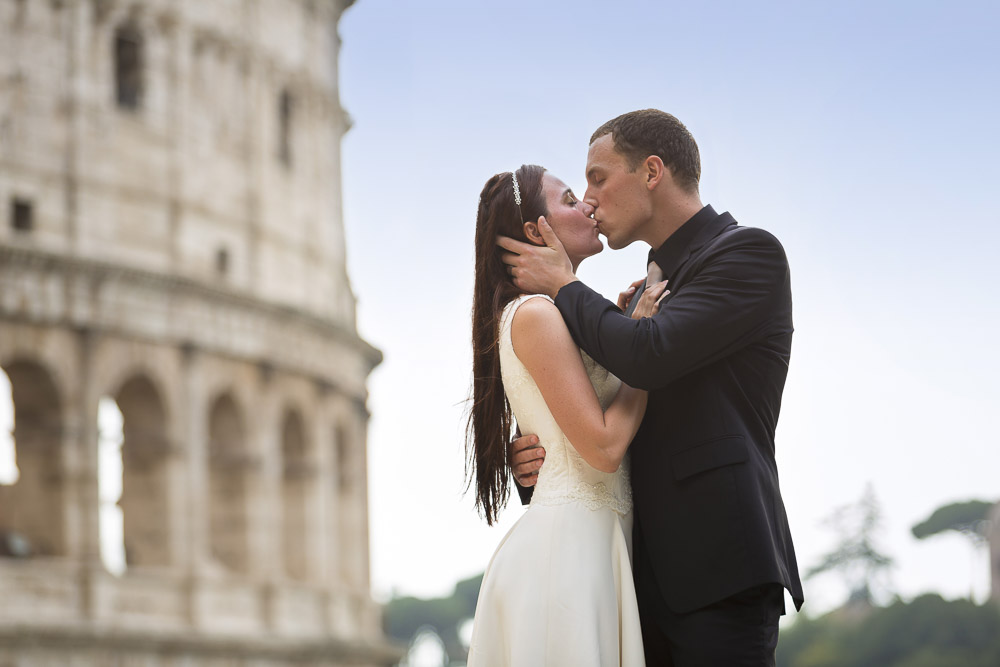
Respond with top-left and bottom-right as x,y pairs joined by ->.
534,173 -> 602,268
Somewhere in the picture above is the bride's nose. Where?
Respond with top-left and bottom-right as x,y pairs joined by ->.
581,201 -> 595,217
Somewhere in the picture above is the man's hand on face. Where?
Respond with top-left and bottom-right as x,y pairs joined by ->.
497,217 -> 577,299
510,434 -> 545,487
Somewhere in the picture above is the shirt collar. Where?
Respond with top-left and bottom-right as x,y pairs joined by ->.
647,204 -> 733,278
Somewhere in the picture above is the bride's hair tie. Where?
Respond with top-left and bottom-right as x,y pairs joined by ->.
511,170 -> 524,222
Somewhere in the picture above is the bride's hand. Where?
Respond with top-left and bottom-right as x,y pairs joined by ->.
631,280 -> 669,319
617,278 -> 645,312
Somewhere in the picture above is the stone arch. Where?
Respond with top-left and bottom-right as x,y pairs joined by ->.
280,405 -> 312,580
207,391 -> 250,574
0,327 -> 75,410
0,358 -> 66,558
101,357 -> 176,425
114,374 -> 171,568
200,369 -> 255,424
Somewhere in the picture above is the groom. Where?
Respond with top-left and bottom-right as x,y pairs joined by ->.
499,109 -> 804,665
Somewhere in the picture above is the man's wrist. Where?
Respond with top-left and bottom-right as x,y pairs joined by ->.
553,276 -> 580,299
549,275 -> 579,300
552,277 -> 590,307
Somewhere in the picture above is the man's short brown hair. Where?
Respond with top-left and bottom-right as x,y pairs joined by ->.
590,109 -> 701,193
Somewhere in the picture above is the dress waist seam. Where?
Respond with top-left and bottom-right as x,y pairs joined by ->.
529,492 -> 632,516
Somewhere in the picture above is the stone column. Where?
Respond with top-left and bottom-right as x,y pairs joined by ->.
303,389 -> 328,582
250,364 -> 281,628
352,399 -> 373,593
180,343 -> 207,623
325,401 -> 348,636
328,399 -> 373,633
161,369 -> 186,571
353,399 -> 379,635
313,385 -> 334,587
313,385 -> 335,635
69,326 -> 102,617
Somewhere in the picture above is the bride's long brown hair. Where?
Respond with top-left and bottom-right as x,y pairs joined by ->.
466,165 -> 548,525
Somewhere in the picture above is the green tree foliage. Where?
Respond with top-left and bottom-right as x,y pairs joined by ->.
777,594 -> 1000,667
911,499 -> 997,601
806,484 -> 894,604
912,500 -> 994,547
383,572 -> 483,659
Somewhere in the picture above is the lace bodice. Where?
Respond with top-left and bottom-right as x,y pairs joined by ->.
500,294 -> 632,515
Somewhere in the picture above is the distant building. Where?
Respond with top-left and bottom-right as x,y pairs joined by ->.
0,0 -> 400,664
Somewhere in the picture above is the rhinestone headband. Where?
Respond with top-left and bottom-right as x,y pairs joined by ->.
511,170 -> 524,222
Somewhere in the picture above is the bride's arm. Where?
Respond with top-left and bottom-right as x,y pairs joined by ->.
511,297 -> 647,473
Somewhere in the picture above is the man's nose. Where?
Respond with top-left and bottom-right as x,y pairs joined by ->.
583,191 -> 598,214
580,200 -> 595,217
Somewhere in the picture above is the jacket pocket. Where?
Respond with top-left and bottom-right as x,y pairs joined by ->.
672,435 -> 748,481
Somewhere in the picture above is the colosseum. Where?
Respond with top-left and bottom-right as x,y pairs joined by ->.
0,0 -> 399,664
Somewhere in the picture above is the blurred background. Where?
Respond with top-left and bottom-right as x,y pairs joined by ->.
1,1 -> 998,666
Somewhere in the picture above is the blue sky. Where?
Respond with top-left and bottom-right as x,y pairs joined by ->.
339,0 -> 1000,614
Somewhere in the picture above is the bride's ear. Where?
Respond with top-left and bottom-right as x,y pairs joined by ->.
523,221 -> 543,245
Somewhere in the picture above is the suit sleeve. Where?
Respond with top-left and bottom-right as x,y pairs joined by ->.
515,479 -> 533,505
554,228 -> 791,391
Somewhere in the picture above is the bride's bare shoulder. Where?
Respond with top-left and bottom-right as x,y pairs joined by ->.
510,296 -> 570,354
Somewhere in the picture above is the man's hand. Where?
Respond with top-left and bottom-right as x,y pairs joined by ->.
510,434 -> 546,487
497,217 -> 577,299
617,278 -> 646,312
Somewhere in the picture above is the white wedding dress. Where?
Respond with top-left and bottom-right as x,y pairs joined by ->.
467,294 -> 645,667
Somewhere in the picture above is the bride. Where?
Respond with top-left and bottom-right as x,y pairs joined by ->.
465,165 -> 665,666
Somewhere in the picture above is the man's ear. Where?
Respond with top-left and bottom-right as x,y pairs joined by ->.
645,155 -> 666,191
523,221 -> 543,244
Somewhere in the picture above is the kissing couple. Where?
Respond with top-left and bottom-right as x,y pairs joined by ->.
465,109 -> 804,666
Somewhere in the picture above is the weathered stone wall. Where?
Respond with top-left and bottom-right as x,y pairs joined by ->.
0,0 -> 356,322
0,1 -> 399,664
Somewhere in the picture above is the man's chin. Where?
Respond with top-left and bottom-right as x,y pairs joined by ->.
580,246 -> 604,264
605,229 -> 643,251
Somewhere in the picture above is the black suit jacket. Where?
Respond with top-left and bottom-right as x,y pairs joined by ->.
525,205 -> 804,614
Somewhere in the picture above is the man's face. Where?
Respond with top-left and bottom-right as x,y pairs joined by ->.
583,134 -> 652,250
